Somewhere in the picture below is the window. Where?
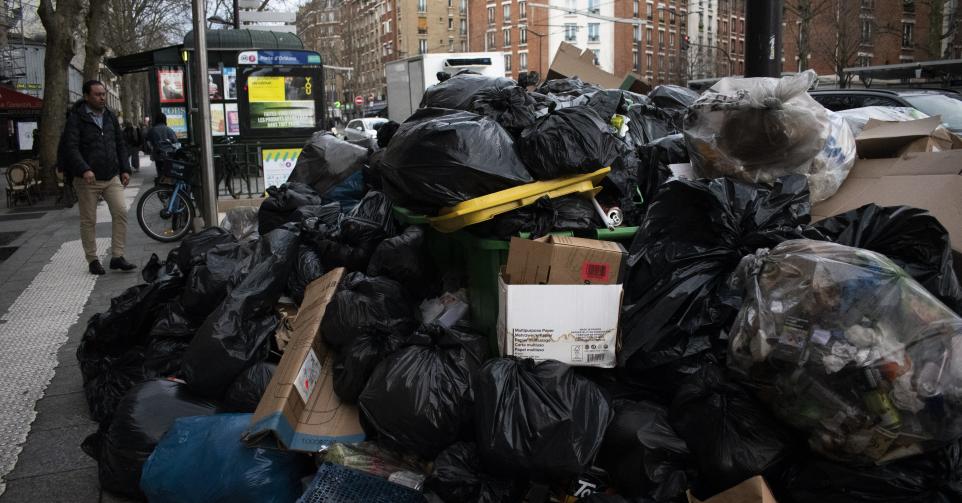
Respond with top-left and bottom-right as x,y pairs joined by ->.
460,19 -> 467,35
519,1 -> 527,19
449,39 -> 454,51
633,0 -> 639,16
488,6 -> 495,25
633,25 -> 640,42
565,23 -> 577,41
903,0 -> 914,12
503,27 -> 511,45
588,0 -> 600,14
857,55 -> 872,66
417,0 -> 426,12
902,22 -> 913,48
670,9 -> 676,24
588,23 -> 600,42
520,52 -> 528,70
646,53 -> 653,70
418,16 -> 428,34
633,50 -> 639,69
460,0 -> 467,12
659,29 -> 665,47
659,8 -> 665,22
861,0 -> 874,8
448,17 -> 453,30
418,39 -> 427,53
565,0 -> 576,13
591,49 -> 600,65
519,25 -> 527,44
487,31 -> 496,49
503,3 -> 511,22
646,1 -> 653,19
860,19 -> 872,43
448,0 -> 452,7
669,30 -> 675,46
505,54 -> 512,71
383,19 -> 391,33
461,40 -> 467,51
646,27 -> 652,43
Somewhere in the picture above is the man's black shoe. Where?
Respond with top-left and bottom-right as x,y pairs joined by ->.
89,260 -> 106,275
109,257 -> 137,271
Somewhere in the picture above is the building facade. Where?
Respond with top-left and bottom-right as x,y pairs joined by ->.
297,0 -> 345,117
394,0 -> 469,59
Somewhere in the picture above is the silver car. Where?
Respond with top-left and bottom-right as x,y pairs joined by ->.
340,118 -> 388,142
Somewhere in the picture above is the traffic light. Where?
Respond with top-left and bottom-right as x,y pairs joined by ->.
681,34 -> 691,51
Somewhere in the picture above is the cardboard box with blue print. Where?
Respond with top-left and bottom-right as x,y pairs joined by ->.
498,236 -> 627,368
243,267 -> 365,452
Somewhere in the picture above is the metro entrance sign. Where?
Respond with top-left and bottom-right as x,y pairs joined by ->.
354,96 -> 364,106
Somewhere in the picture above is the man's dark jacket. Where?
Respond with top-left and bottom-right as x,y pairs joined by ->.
61,100 -> 129,180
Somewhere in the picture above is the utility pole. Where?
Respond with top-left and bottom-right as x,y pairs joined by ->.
744,0 -> 783,77
233,0 -> 241,28
191,0 -> 218,228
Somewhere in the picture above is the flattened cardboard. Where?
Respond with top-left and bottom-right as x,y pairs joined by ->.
505,236 -> 627,285
497,273 -> 621,368
855,116 -> 957,158
687,476 -> 777,503
812,150 -> 962,251
546,41 -> 651,93
244,268 -> 365,452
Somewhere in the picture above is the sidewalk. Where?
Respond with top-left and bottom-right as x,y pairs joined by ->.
0,156 -> 176,502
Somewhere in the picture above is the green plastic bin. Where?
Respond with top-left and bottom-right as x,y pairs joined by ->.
394,207 -> 638,354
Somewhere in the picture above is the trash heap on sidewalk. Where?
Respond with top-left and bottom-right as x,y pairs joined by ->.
76,68 -> 962,502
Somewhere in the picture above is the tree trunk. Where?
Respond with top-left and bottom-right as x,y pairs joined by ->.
38,0 -> 86,191
83,0 -> 109,80
119,75 -> 134,125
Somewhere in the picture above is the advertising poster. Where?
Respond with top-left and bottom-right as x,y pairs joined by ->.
208,69 -> 224,100
157,68 -> 185,103
247,75 -> 315,129
161,106 -> 188,138
17,121 -> 36,151
223,67 -> 237,100
225,103 -> 240,135
262,148 -> 301,188
210,103 -> 226,136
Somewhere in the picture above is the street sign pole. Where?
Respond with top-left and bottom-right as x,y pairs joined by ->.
744,0 -> 783,77
191,0 -> 218,228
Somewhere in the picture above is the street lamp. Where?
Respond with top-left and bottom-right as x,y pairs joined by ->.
207,14 -> 232,27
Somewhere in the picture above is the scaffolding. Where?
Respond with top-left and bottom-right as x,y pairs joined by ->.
0,0 -> 36,96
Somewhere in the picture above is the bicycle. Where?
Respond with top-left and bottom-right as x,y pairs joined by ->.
214,136 -> 251,199
136,143 -> 197,242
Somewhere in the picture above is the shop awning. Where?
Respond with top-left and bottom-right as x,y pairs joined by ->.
0,86 -> 42,110
106,45 -> 184,76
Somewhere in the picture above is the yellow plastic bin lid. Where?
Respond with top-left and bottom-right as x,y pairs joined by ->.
427,167 -> 611,233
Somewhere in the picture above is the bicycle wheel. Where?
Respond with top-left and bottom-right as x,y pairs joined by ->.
137,186 -> 194,242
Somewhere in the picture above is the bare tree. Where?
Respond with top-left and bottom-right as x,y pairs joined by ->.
813,0 -> 863,87
83,0 -> 109,80
37,0 -> 87,187
784,0 -> 833,71
918,0 -> 960,58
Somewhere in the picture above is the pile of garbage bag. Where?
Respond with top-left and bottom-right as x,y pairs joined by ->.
73,71 -> 962,503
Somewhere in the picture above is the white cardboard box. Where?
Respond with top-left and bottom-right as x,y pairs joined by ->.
497,274 -> 622,368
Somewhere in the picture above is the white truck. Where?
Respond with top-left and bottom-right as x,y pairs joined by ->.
385,52 -> 506,123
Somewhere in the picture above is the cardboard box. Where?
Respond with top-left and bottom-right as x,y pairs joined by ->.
504,236 -> 627,286
498,274 -> 621,368
812,149 -> 962,251
546,41 -> 651,94
244,268 -> 366,452
855,116 -> 962,158
687,476 -> 778,503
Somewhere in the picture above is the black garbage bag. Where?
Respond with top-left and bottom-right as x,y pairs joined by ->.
626,105 -> 676,147
257,182 -> 324,235
553,195 -> 604,231
619,175 -> 813,378
340,191 -> 397,247
475,358 -> 613,480
175,227 -> 235,277
78,266 -> 187,425
377,120 -> 400,148
290,202 -> 342,225
518,105 -> 624,180
777,440 -> 962,503
647,85 -> 698,128
333,329 -> 408,404
536,77 -> 600,96
367,225 -> 439,300
428,442 -> 518,503
321,272 -> 416,349
287,131 -> 369,196
598,400 -> 690,500
142,302 -> 200,378
87,379 -> 218,499
471,85 -> 538,136
476,195 -> 603,240
585,90 -> 632,121
180,241 -> 253,319
636,134 -> 687,208
812,204 -> 962,315
380,108 -> 533,213
420,72 -> 515,110
223,362 -> 277,412
287,245 -> 325,304
669,366 -> 794,500
180,226 -> 299,399
358,323 -> 487,458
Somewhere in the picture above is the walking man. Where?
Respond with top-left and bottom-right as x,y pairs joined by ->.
61,80 -> 137,275
122,120 -> 143,172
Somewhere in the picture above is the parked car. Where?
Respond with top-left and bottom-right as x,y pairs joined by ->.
809,88 -> 962,134
340,118 -> 388,142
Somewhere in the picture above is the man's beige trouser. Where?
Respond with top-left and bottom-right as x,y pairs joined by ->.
73,176 -> 127,264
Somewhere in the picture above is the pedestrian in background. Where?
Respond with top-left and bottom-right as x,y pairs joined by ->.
145,112 -> 178,161
122,120 -> 143,172
60,80 -> 136,275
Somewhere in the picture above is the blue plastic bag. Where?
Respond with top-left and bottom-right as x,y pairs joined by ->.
141,413 -> 313,503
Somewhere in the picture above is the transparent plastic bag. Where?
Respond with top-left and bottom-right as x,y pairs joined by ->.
685,70 -> 855,203
835,106 -> 929,136
729,239 -> 962,465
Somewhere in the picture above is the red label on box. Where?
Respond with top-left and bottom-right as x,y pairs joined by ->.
581,261 -> 609,282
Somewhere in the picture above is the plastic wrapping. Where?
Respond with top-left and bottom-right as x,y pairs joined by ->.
358,323 -> 486,458
180,241 -> 253,319
141,413 -> 312,503
323,442 -> 425,480
835,106 -> 929,136
420,72 -> 516,110
380,108 -> 533,212
175,227 -> 235,277
625,104 -> 676,147
287,245 -> 325,304
219,206 -> 259,242
285,131 -> 368,196
729,239 -> 962,464
518,105 -> 625,180
470,85 -> 538,136
428,442 -> 517,503
475,358 -> 613,480
367,225 -> 439,300
257,182 -> 324,235
636,133 -> 687,208
536,77 -> 600,96
340,191 -> 397,248
223,362 -> 277,412
685,71 -> 855,203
